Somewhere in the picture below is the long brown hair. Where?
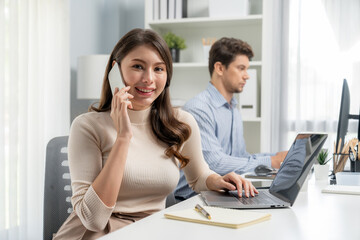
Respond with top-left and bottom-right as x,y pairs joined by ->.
91,28 -> 191,168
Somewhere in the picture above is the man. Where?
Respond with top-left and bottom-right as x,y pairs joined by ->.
174,37 -> 287,200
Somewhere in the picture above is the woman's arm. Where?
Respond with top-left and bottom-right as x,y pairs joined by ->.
92,86 -> 133,207
69,87 -> 133,232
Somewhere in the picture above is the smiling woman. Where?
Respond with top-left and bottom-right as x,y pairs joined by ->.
53,28 -> 257,239
90,28 -> 191,169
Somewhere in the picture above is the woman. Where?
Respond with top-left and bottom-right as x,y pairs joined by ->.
54,28 -> 257,239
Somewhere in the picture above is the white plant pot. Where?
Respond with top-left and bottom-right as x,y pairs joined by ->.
314,164 -> 330,180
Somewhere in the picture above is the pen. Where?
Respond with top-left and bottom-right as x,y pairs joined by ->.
195,204 -> 211,220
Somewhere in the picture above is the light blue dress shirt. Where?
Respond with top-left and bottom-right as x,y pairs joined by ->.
174,83 -> 274,200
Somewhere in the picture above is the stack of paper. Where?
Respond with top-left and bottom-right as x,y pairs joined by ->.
164,206 -> 271,229
322,185 -> 360,195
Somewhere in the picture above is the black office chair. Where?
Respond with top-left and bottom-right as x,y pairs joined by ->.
165,192 -> 177,208
43,136 -> 72,240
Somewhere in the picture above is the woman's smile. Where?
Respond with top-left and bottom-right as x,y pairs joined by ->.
135,87 -> 156,96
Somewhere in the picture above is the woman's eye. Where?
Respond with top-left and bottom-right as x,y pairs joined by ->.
133,64 -> 143,70
155,67 -> 164,72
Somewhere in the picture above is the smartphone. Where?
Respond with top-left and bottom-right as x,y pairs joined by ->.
108,62 -> 125,95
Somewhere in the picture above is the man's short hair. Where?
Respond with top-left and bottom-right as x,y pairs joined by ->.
208,37 -> 254,77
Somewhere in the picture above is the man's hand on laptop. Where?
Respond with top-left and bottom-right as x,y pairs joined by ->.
271,151 -> 288,168
206,172 -> 258,198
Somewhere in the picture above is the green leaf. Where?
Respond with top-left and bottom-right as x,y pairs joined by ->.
163,32 -> 187,50
317,149 -> 331,165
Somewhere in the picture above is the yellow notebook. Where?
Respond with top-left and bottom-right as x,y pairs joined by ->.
164,206 -> 271,229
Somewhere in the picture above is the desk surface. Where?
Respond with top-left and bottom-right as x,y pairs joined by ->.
99,177 -> 360,240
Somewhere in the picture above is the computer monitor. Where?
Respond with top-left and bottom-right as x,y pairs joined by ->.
335,79 -> 350,153
335,79 -> 360,168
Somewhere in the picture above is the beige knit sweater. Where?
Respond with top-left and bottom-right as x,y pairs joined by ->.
67,107 -> 214,231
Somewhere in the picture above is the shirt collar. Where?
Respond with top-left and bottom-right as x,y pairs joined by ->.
207,82 -> 238,108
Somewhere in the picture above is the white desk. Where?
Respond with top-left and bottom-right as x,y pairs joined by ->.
99,177 -> 360,240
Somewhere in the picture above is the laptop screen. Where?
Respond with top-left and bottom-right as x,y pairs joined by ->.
269,133 -> 328,205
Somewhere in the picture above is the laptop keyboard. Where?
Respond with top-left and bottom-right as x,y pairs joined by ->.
230,191 -> 284,205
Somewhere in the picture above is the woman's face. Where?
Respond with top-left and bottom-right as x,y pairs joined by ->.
120,44 -> 167,110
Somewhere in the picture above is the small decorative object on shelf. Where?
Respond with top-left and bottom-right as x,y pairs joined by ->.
201,37 -> 216,62
314,149 -> 331,180
163,32 -> 186,62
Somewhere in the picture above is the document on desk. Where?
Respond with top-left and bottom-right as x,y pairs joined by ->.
164,206 -> 271,229
322,185 -> 360,195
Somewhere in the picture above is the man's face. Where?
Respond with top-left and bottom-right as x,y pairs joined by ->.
222,55 -> 250,94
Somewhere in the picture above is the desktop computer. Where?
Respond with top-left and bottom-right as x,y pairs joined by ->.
334,79 -> 360,175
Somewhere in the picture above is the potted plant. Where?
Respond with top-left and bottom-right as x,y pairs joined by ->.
163,32 -> 186,62
314,149 -> 331,180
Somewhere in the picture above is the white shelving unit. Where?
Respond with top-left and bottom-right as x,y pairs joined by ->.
144,0 -> 269,153
173,61 -> 262,69
148,15 -> 262,28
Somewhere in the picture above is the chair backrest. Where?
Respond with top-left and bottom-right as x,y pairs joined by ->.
43,136 -> 72,240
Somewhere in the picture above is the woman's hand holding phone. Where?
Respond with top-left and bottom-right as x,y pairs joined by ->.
110,86 -> 134,140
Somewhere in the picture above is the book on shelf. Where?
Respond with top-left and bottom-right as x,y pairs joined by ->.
153,0 -> 187,20
159,0 -> 167,20
164,205 -> 271,229
153,0 -> 159,20
176,0 -> 187,19
168,0 -> 175,19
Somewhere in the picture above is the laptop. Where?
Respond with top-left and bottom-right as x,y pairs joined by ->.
200,133 -> 328,209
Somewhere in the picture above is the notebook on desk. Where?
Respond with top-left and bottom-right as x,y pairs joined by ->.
164,206 -> 271,229
201,133 -> 328,209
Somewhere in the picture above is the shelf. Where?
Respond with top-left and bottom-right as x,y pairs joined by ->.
149,15 -> 262,30
173,61 -> 262,69
173,62 -> 207,68
243,118 -> 261,123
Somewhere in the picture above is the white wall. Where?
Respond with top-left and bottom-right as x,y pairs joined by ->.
70,0 -> 144,122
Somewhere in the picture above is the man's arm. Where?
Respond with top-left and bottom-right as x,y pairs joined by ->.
185,104 -> 272,175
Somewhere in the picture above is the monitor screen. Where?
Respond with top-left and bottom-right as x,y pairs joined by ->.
336,79 -> 350,154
